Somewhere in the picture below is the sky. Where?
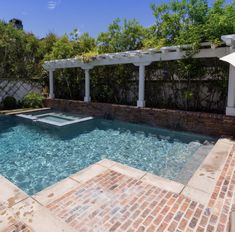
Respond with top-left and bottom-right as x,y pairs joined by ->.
0,0 -> 160,38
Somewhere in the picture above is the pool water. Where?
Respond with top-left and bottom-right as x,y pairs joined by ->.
0,116 -> 216,195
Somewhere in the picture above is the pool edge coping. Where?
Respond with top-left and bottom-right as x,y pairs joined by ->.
1,107 -> 51,115
17,112 -> 94,127
30,137 -> 234,207
182,137 -> 234,205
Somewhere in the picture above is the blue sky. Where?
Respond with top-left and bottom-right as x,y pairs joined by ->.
0,0 -> 160,38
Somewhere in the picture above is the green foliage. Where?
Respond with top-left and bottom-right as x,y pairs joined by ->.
0,21 -> 41,79
22,92 -> 44,108
150,0 -> 235,47
38,33 -> 57,61
44,35 -> 75,60
144,58 -> 228,112
90,64 -> 137,104
2,96 -> 17,109
78,50 -> 99,63
97,18 -> 145,53
76,32 -> 97,54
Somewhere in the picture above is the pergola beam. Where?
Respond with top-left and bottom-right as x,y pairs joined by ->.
43,47 -> 229,71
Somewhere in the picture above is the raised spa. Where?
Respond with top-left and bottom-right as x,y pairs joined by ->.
17,110 -> 93,126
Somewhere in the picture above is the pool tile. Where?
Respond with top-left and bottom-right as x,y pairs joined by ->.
0,176 -> 28,208
70,164 -> 107,183
32,177 -> 80,206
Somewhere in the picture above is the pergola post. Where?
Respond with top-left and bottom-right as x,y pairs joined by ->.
137,65 -> 145,107
84,69 -> 91,102
82,66 -> 93,102
226,64 -> 235,116
49,69 -> 55,99
134,62 -> 151,108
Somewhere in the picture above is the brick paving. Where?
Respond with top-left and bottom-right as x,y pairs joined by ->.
3,222 -> 32,232
45,146 -> 235,231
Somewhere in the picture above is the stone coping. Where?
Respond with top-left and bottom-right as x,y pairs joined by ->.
0,107 -> 51,115
0,176 -> 76,231
183,138 -> 234,204
0,138 -> 232,207
32,138 -> 233,207
32,161 -> 186,209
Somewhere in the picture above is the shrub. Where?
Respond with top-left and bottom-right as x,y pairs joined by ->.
22,92 -> 44,108
2,96 -> 17,109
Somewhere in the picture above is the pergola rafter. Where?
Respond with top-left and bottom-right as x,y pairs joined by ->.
43,35 -> 235,115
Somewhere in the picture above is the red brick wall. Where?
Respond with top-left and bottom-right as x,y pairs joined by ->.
44,99 -> 235,137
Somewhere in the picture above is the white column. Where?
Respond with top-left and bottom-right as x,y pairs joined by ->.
137,64 -> 145,108
226,64 -> 235,116
49,70 -> 54,99
84,69 -> 91,102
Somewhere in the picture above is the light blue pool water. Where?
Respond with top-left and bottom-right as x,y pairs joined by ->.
0,115 -> 216,195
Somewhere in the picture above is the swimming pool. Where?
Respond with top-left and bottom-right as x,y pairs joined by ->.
0,115 -> 216,195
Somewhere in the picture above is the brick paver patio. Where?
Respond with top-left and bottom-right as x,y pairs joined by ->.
45,145 -> 235,231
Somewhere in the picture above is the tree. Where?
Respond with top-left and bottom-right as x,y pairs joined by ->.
68,29 -> 97,55
149,0 -> 235,47
97,18 -> 145,53
0,20 -> 41,79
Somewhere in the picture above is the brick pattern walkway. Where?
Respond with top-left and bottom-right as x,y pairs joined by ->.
46,146 -> 235,232
3,222 -> 32,232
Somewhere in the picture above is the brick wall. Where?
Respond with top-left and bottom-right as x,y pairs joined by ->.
44,99 -> 235,137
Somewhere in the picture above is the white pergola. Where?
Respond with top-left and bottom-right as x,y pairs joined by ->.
43,34 -> 235,116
